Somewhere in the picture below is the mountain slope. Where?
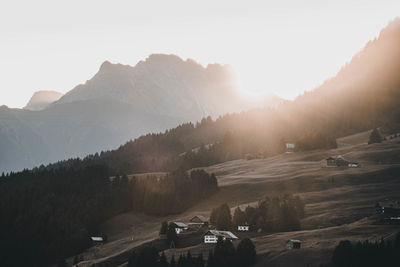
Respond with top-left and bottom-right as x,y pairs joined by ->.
0,55 -> 280,172
32,18 -> 400,176
23,90 -> 63,111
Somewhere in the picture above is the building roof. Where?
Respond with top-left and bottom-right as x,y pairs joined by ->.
91,237 -> 104,242
286,143 -> 295,148
172,222 -> 188,228
204,230 -> 238,240
190,215 -> 208,223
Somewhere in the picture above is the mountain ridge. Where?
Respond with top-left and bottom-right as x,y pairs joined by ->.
28,18 -> 400,176
0,54 -> 281,172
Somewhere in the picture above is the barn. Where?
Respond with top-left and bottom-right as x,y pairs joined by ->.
171,222 -> 188,234
189,215 -> 208,226
326,156 -> 359,167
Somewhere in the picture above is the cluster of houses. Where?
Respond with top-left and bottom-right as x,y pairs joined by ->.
325,156 -> 359,168
91,215 -> 302,250
164,215 -> 304,250
168,215 -> 252,244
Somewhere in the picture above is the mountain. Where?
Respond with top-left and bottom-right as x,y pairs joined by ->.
23,90 -> 63,111
32,18 -> 400,176
55,54 -> 279,119
3,17 -> 400,174
2,18 -> 400,267
0,54 -> 281,173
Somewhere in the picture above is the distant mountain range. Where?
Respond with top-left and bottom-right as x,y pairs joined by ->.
0,54 -> 281,172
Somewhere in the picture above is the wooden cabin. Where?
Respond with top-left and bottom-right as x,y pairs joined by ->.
286,239 -> 301,249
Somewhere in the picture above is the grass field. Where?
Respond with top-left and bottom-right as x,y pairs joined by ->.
72,132 -> 400,267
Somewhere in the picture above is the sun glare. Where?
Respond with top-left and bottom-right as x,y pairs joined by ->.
233,65 -> 274,101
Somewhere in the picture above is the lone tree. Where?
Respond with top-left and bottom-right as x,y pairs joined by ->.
368,128 -> 382,144
210,207 -> 218,225
216,203 -> 232,230
232,207 -> 247,227
236,238 -> 256,266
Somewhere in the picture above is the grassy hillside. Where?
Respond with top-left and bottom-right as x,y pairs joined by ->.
71,134 -> 400,267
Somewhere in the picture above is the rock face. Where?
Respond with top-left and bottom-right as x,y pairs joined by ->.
23,90 -> 63,111
56,54 -> 278,120
0,54 -> 280,172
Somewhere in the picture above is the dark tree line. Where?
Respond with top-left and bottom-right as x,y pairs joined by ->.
211,195 -> 305,232
331,233 -> 400,267
131,169 -> 218,215
0,166 -> 217,267
0,165 -> 116,267
128,237 -> 256,267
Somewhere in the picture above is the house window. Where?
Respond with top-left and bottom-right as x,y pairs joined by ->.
204,235 -> 217,243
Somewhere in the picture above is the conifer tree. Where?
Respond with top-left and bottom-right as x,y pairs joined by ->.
368,128 -> 382,144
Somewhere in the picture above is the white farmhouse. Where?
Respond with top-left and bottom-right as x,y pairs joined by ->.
204,230 -> 238,244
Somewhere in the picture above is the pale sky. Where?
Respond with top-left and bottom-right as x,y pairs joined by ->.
0,0 -> 399,108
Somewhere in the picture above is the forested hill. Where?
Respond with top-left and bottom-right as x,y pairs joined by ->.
0,166 -> 218,266
20,18 -> 400,177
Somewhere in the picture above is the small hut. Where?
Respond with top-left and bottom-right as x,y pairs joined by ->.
286,239 -> 301,249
